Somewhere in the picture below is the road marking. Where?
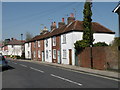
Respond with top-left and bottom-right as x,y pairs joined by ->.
19,64 -> 27,68
44,65 -> 119,82
30,67 -> 44,73
12,62 -> 17,64
50,74 -> 82,86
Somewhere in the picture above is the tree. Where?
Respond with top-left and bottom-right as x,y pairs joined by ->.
25,32 -> 33,41
74,0 -> 93,53
83,0 -> 93,46
93,42 -> 108,47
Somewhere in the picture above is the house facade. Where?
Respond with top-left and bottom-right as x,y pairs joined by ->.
25,14 -> 115,66
25,42 -> 31,59
2,38 -> 25,57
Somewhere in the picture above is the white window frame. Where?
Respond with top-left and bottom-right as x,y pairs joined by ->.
53,49 -> 56,59
63,49 -> 67,59
28,51 -> 30,57
46,50 -> 48,59
34,42 -> 36,48
63,34 -> 66,44
38,41 -> 40,47
53,36 -> 56,46
38,50 -> 41,58
28,43 -> 29,47
46,39 -> 48,47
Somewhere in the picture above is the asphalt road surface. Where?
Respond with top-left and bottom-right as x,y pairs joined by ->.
2,59 -> 119,88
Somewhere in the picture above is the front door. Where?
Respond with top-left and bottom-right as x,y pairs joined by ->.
69,49 -> 72,65
57,50 -> 61,64
42,51 -> 44,61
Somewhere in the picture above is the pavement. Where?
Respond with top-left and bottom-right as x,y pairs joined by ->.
14,59 -> 119,80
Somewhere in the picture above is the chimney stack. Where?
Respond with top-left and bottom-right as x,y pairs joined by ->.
51,21 -> 57,31
58,18 -> 65,28
67,13 -> 75,24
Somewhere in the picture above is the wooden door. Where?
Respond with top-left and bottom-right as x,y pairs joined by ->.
69,49 -> 72,65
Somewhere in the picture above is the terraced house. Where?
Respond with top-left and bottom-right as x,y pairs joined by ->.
25,13 -> 115,66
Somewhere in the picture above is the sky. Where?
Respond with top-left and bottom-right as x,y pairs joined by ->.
1,2 -> 119,41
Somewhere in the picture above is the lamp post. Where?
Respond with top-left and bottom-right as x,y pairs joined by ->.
90,44 -> 93,69
21,34 -> 23,41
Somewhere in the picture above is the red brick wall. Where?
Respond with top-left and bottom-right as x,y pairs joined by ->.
31,40 -> 44,61
52,36 -> 60,63
78,47 -> 106,70
37,40 -> 44,61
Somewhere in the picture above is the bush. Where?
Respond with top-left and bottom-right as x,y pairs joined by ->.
93,42 -> 108,47
74,40 -> 89,54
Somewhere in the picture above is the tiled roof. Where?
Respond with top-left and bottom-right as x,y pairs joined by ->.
7,39 -> 25,45
28,20 -> 115,42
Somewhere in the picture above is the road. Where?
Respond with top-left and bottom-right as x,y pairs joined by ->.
2,59 -> 119,88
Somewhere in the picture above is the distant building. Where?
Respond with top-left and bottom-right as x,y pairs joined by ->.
2,38 -> 25,57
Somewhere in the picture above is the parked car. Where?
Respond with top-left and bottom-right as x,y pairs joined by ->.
0,55 -> 8,68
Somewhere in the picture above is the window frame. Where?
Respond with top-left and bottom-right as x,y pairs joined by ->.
53,49 -> 56,59
63,49 -> 67,59
53,36 -> 56,46
63,34 -> 66,44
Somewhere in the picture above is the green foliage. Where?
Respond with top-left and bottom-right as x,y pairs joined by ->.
93,42 -> 108,47
74,40 -> 89,53
111,37 -> 120,46
74,1 -> 93,54
83,1 -> 93,46
26,32 -> 33,41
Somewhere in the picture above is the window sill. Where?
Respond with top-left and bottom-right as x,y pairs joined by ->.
63,58 -> 67,59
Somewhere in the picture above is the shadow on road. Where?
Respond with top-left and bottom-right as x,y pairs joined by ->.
2,65 -> 15,72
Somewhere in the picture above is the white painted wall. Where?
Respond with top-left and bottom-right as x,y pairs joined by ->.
25,42 -> 31,59
93,33 -> 115,45
61,32 -> 83,65
7,45 -> 22,56
61,31 -> 115,66
44,38 -> 52,62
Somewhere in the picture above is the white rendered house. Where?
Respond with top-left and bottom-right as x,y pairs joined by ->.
44,37 -> 52,63
25,42 -> 31,59
60,20 -> 115,65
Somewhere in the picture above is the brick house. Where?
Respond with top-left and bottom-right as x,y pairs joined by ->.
25,13 -> 115,66
25,28 -> 49,61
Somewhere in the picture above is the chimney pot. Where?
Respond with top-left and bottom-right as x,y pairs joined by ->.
62,18 -> 64,22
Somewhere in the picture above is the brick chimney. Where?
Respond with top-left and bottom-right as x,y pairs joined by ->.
58,18 -> 65,28
67,13 -> 75,24
51,22 -> 57,31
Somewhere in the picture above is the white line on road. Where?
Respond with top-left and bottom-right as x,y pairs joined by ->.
50,74 -> 82,86
19,64 -> 27,68
30,67 -> 44,73
12,62 -> 17,64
